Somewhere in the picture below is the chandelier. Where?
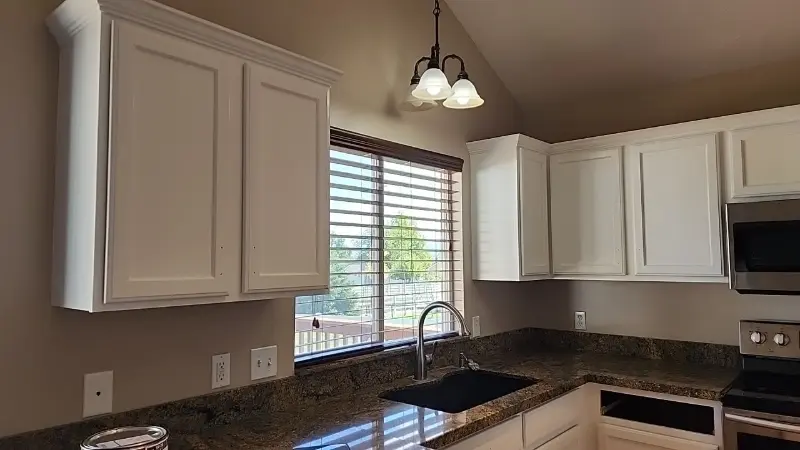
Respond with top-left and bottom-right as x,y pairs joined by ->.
400,0 -> 484,111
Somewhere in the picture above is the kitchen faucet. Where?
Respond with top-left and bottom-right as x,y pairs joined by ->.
415,301 -> 471,381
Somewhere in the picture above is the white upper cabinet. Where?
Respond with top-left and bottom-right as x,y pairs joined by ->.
626,134 -> 723,277
728,120 -> 800,200
519,148 -> 551,277
242,62 -> 330,293
469,135 -> 550,281
550,148 -> 625,275
47,0 -> 340,311
106,21 -> 239,303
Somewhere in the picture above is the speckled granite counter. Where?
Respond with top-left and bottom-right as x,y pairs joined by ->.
165,351 -> 737,450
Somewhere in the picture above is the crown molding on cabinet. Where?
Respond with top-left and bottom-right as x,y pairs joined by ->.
467,134 -> 551,155
47,0 -> 343,86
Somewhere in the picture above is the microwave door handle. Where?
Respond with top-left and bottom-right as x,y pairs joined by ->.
726,413 -> 800,435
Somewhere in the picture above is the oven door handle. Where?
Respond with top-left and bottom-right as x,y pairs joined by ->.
726,412 -> 800,434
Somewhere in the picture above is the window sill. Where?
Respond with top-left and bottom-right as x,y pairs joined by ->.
294,332 -> 465,371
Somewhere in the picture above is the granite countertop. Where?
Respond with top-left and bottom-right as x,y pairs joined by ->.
167,351 -> 737,450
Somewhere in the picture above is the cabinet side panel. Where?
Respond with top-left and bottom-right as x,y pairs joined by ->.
471,147 -> 521,280
51,22 -> 104,310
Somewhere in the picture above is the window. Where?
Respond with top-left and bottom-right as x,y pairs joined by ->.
295,128 -> 464,362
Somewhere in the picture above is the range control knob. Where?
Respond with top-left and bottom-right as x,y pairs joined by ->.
750,331 -> 766,344
774,333 -> 791,346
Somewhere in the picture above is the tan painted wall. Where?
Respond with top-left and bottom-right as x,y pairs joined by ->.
526,281 -> 800,345
0,0 -> 526,437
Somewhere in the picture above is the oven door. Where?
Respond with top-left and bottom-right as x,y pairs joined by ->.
725,408 -> 800,449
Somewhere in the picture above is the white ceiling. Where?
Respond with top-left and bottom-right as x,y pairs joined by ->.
446,0 -> 800,111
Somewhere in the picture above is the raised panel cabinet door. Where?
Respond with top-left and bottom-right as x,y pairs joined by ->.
627,134 -> 723,276
598,424 -> 717,450
730,121 -> 800,199
243,62 -> 329,293
106,21 -> 239,302
518,148 -> 551,276
550,148 -> 625,275
448,416 -> 524,450
535,425 -> 586,450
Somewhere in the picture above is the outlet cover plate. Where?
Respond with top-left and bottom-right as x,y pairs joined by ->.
575,311 -> 587,331
212,353 -> 231,389
251,346 -> 278,380
472,316 -> 481,337
83,371 -> 113,418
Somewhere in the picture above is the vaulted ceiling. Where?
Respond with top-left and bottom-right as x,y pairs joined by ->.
446,0 -> 800,141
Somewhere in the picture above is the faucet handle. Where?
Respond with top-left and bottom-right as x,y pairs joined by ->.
425,340 -> 438,368
459,352 -> 480,371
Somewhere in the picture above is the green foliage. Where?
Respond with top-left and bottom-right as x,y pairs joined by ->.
384,215 -> 434,282
326,237 -> 361,315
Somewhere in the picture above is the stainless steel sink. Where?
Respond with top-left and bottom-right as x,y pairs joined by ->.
380,369 -> 537,413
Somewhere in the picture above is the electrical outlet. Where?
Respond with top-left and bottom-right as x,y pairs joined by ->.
211,353 -> 230,389
472,316 -> 481,337
574,311 -> 587,331
83,371 -> 113,418
251,346 -> 278,381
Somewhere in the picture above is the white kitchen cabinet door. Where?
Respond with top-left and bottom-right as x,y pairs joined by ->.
519,148 -> 551,276
550,148 -> 626,275
106,20 -> 239,302
448,415 -> 524,450
627,134 -> 723,277
729,121 -> 800,199
243,62 -> 330,293
535,425 -> 587,450
598,424 -> 717,450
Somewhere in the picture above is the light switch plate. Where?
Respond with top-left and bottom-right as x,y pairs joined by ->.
212,353 -> 230,389
83,371 -> 113,418
574,311 -> 587,331
251,346 -> 278,380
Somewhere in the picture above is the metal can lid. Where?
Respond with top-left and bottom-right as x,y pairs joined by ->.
81,426 -> 168,449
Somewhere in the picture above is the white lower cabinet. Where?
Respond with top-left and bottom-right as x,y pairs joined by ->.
536,425 -> 587,450
598,424 -> 717,450
447,415 -> 523,450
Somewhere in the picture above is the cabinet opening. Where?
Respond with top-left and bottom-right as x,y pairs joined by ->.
600,390 -> 714,435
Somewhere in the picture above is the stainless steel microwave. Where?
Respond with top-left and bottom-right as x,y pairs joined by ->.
727,199 -> 800,294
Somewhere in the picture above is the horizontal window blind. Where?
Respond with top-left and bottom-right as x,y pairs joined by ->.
295,144 -> 462,360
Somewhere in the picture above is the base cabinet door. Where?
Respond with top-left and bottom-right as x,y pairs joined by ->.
598,424 -> 717,450
626,134 -> 723,277
534,425 -> 588,450
448,416 -> 523,450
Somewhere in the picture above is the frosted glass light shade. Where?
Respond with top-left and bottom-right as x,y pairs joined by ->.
443,78 -> 484,109
412,68 -> 452,100
399,83 -> 437,112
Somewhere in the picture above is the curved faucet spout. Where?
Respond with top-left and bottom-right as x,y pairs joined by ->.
415,301 -> 470,381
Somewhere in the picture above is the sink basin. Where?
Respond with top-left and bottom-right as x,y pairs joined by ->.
380,369 -> 537,413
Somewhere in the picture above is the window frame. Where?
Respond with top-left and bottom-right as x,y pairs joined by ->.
295,128 -> 464,367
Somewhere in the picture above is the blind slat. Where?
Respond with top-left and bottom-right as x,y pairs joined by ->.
297,140 -> 459,360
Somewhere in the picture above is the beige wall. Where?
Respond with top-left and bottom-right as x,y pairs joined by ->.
527,281 -> 800,346
0,0 -> 527,438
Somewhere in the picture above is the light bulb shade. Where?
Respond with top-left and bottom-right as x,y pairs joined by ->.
443,78 -> 484,109
412,68 -> 452,100
399,83 -> 437,112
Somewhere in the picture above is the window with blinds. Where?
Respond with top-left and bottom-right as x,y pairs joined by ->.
295,131 -> 463,362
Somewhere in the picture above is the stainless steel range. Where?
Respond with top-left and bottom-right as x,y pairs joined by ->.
723,320 -> 800,449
